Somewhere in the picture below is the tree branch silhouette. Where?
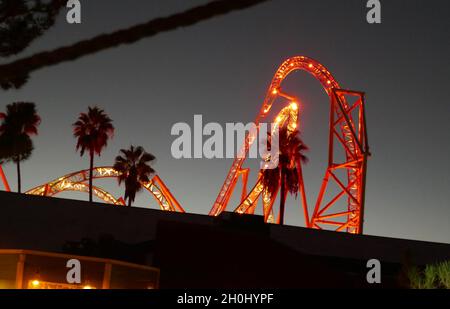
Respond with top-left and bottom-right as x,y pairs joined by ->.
0,0 -> 66,57
0,0 -> 270,90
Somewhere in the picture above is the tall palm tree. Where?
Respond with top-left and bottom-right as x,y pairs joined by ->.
262,125 -> 308,225
113,146 -> 156,207
73,106 -> 114,203
0,102 -> 41,193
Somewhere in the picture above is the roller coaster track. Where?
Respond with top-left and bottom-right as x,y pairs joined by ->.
24,166 -> 184,212
0,56 -> 369,234
209,56 -> 370,234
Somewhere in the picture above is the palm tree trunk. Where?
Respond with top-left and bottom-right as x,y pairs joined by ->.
89,150 -> 94,203
128,198 -> 132,207
279,173 -> 286,225
16,159 -> 21,193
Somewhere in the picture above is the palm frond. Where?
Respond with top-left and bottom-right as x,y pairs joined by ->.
261,125 -> 308,200
113,145 -> 157,206
72,106 -> 114,157
0,102 -> 40,163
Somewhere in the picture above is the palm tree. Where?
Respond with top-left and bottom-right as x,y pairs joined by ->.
262,125 -> 308,225
73,107 -> 114,203
113,146 -> 156,207
0,102 -> 41,193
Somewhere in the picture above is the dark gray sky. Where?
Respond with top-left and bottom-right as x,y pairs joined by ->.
1,0 -> 449,243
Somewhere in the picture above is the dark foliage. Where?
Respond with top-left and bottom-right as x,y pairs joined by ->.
261,125 -> 308,224
73,106 -> 114,202
0,0 -> 64,57
0,0 -> 270,89
113,145 -> 156,207
0,102 -> 41,192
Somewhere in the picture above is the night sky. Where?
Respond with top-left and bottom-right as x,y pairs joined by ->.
1,0 -> 449,243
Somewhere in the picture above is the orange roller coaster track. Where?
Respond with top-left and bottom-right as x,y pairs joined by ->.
0,166 -> 10,192
24,167 -> 184,213
210,56 -> 370,234
0,56 -> 369,234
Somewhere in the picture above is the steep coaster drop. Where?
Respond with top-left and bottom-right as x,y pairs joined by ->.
209,56 -> 370,234
0,56 -> 369,234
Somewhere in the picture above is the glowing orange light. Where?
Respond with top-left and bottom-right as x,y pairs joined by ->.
210,55 -> 369,235
31,280 -> 40,287
83,285 -> 93,289
290,102 -> 298,110
272,88 -> 278,95
25,167 -> 185,213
